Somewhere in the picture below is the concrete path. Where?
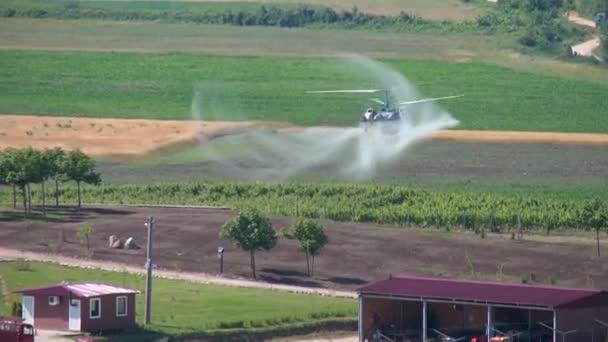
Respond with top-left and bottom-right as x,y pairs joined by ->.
36,329 -> 81,342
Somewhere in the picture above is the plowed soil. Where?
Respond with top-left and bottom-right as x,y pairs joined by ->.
1,205 -> 607,290
1,115 -> 607,158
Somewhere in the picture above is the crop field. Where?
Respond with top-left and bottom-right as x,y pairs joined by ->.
3,18 -> 607,80
0,260 -> 356,335
0,0 -> 485,21
3,177 -> 607,232
1,206 -> 607,291
1,50 -> 608,132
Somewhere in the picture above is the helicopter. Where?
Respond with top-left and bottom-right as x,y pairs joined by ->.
306,89 -> 462,132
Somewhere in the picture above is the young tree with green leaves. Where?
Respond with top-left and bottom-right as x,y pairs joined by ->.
44,147 -> 66,208
79,223 -> 94,251
579,199 -> 607,257
4,147 -> 38,213
221,209 -> 277,279
29,148 -> 53,215
0,150 -> 17,209
62,149 -> 101,209
291,218 -> 329,277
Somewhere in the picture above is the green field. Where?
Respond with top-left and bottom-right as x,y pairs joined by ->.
0,0 -> 485,21
1,50 -> 607,132
0,261 -> 356,335
0,0 -> 307,15
1,18 -> 606,80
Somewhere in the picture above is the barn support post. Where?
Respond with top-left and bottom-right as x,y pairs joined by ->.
528,310 -> 532,342
553,310 -> 557,342
144,216 -> 154,325
358,295 -> 363,342
423,300 -> 428,342
486,305 -> 492,340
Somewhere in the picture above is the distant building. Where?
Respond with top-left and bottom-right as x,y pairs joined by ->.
15,282 -> 139,333
356,275 -> 608,342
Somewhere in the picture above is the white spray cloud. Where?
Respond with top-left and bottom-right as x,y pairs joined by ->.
190,56 -> 459,180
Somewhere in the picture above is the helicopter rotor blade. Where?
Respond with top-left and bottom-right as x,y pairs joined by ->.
368,98 -> 386,105
306,89 -> 382,94
399,95 -> 463,106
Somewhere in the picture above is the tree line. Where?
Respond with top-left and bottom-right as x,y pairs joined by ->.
0,147 -> 101,214
0,4 -> 460,32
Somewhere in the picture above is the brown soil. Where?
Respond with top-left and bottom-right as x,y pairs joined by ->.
2,115 -> 607,158
427,129 -> 608,145
1,205 -> 607,290
0,114 -> 272,157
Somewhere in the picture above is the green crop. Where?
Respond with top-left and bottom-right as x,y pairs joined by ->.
3,181 -> 605,232
1,50 -> 607,132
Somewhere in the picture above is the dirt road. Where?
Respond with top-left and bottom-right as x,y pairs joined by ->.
427,129 -> 608,144
571,36 -> 601,57
567,11 -> 601,57
568,11 -> 597,28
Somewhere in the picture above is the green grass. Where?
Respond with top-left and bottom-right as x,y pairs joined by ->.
0,0 -> 485,21
0,0 -> 304,15
1,50 -> 607,132
1,18 -> 606,82
0,261 -> 356,335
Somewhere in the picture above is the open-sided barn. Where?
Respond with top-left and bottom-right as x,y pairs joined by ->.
15,282 -> 138,333
357,275 -> 608,342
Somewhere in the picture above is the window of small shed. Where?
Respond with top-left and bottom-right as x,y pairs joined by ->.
116,296 -> 127,317
90,298 -> 101,319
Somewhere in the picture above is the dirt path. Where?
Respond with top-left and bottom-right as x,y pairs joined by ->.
427,129 -> 608,144
568,11 -> 597,28
0,247 -> 356,299
571,35 -> 601,57
567,11 -> 601,58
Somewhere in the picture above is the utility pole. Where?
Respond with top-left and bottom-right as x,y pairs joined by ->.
218,247 -> 225,274
144,216 -> 154,325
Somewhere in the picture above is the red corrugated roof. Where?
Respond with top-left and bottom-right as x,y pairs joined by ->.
15,282 -> 139,298
357,275 -> 608,309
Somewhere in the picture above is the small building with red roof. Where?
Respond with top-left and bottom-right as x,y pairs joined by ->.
356,275 -> 608,342
15,282 -> 139,333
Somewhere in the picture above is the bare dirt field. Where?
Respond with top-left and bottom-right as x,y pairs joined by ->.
2,115 -> 608,159
0,115 -> 273,157
1,206 -> 607,290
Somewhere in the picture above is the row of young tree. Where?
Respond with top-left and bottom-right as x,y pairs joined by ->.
221,209 -> 328,279
0,147 -> 101,213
